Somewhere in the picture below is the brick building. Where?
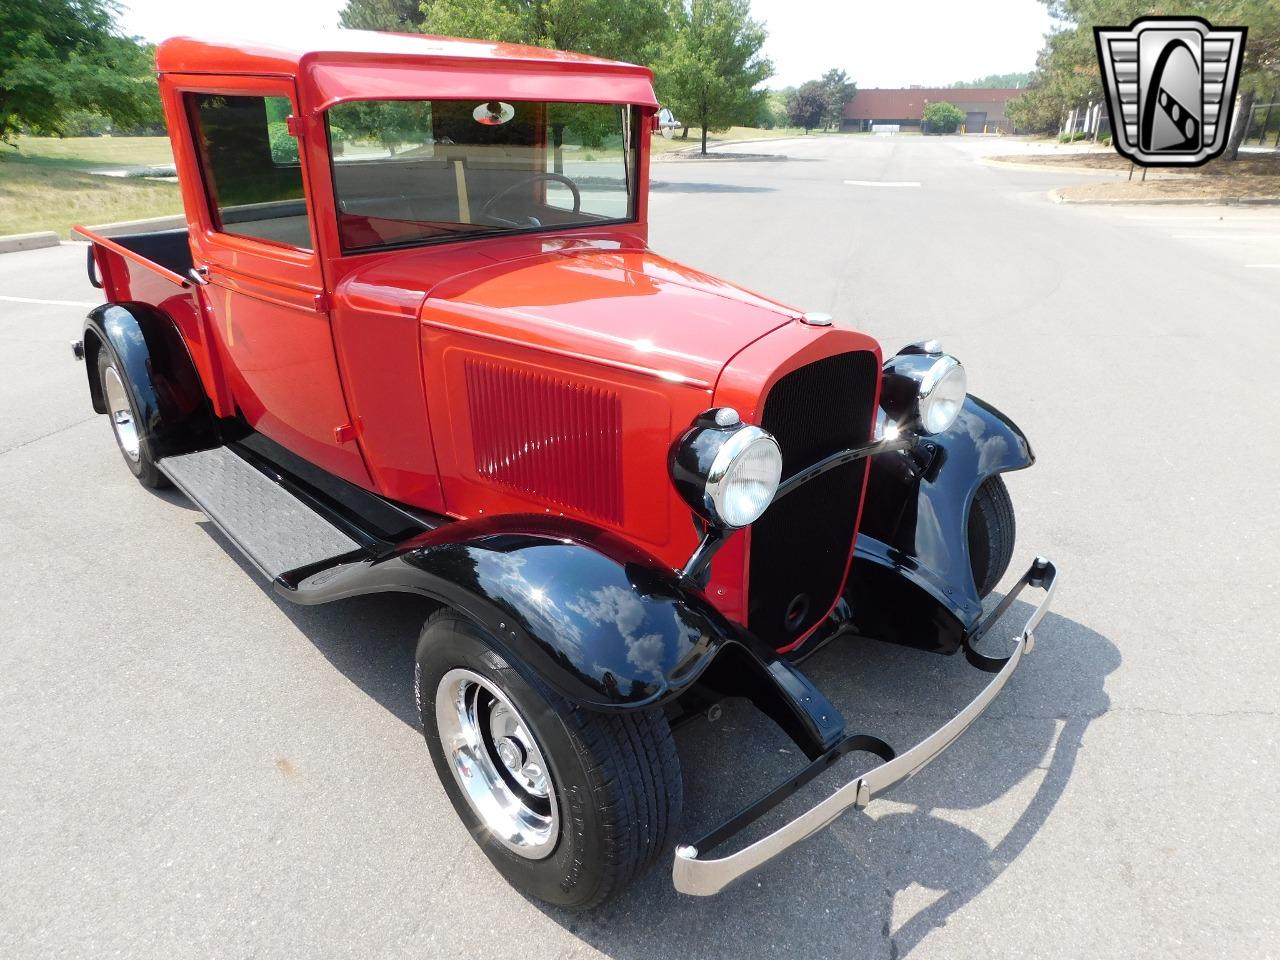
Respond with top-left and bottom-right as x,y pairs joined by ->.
843,88 -> 1023,133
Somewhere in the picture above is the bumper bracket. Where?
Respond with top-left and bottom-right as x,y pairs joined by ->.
672,557 -> 1058,897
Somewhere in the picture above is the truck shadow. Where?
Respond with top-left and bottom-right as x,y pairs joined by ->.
553,603 -> 1117,960
650,181 -> 777,194
195,521 -> 1113,957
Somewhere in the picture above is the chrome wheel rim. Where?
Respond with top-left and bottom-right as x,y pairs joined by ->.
435,668 -> 559,859
102,365 -> 140,462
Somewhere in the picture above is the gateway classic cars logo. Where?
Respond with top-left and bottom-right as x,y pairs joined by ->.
1095,16 -> 1247,166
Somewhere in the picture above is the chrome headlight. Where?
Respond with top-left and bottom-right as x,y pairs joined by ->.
670,408 -> 783,529
880,342 -> 967,436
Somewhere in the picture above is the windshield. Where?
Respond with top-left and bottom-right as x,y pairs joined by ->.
325,99 -> 638,253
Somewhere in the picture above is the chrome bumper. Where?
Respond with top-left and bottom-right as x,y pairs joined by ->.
672,557 -> 1058,897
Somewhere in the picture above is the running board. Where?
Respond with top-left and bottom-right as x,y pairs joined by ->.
159,447 -> 364,580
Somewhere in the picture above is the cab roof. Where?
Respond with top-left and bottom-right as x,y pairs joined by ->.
156,30 -> 649,77
156,31 -> 658,110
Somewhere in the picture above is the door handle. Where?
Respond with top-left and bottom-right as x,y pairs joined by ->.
188,265 -> 210,286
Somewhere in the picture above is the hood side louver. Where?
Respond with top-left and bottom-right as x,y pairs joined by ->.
464,359 -> 624,524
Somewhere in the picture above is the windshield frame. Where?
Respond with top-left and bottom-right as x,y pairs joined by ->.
322,98 -> 641,256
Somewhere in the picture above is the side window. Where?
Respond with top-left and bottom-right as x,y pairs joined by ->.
189,93 -> 313,250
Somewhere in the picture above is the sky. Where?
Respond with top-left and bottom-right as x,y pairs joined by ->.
116,0 -> 1058,90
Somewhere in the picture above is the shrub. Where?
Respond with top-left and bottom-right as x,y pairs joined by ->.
268,123 -> 300,165
922,101 -> 965,135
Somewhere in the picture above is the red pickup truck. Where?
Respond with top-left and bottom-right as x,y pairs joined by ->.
73,31 -> 1057,909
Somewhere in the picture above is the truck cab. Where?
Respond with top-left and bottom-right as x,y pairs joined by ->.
74,31 -> 1056,909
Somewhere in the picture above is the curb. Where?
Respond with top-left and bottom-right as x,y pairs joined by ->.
981,156 -> 1129,176
657,152 -> 787,163
1049,187 -> 1280,206
0,231 -> 60,254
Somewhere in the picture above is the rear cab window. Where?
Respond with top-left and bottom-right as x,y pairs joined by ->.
187,94 -> 314,250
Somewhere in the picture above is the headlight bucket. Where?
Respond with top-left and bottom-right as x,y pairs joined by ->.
880,343 -> 967,436
670,409 -> 783,529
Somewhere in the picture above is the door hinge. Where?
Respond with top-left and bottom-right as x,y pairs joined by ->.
334,423 -> 357,445
286,115 -> 305,137
313,291 -> 329,313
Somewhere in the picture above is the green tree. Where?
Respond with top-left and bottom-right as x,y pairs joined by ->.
339,0 -> 427,31
1,0 -> 161,144
922,100 -> 965,134
785,81 -> 825,133
412,0 -> 673,168
950,72 -> 1033,89
819,68 -> 856,131
656,0 -> 772,155
327,99 -> 433,155
419,0 -> 671,66
756,89 -> 789,129
1006,80 -> 1067,135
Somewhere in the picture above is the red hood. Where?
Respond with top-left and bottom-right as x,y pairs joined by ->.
420,242 -> 801,389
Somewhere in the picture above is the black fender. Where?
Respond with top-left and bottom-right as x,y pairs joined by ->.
277,514 -> 846,758
848,395 -> 1034,653
83,302 -> 216,458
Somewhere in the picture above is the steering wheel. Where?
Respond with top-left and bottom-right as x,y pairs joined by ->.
479,172 -> 581,226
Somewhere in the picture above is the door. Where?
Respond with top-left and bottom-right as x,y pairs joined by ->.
181,80 -> 371,487
966,111 -> 987,133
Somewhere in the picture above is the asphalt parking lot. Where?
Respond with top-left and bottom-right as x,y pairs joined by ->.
2,135 -> 1278,959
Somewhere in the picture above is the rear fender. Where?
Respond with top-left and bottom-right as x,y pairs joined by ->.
278,514 -> 846,757
83,302 -> 216,458
849,395 -> 1034,652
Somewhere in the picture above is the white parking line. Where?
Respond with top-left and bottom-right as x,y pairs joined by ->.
1172,234 -> 1280,240
0,295 -> 98,307
844,179 -> 921,187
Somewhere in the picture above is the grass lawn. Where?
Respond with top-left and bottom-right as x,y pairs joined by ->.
8,135 -> 175,169
1,136 -> 181,237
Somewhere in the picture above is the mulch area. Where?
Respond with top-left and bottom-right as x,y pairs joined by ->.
991,150 -> 1280,202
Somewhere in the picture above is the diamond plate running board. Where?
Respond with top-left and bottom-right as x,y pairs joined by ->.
159,447 -> 361,580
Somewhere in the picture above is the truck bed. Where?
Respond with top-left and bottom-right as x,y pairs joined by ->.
74,225 -> 194,295
74,222 -> 230,421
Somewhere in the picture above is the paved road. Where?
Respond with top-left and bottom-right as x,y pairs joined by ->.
2,135 -> 1278,959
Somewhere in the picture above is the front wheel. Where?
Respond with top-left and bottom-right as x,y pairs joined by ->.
967,474 -> 1016,597
416,611 -> 683,910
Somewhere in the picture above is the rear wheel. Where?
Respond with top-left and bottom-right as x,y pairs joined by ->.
96,348 -> 168,488
417,610 -> 682,910
967,474 -> 1016,597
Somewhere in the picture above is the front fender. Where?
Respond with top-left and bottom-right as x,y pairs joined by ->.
848,395 -> 1034,652
84,302 -> 216,458
278,515 -> 845,755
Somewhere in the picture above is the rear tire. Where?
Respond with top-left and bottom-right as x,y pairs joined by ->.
96,348 -> 169,489
967,474 -> 1016,597
416,610 -> 682,910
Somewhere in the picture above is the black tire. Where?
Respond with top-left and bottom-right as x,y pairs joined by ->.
96,347 -> 169,488
416,610 -> 682,910
967,474 -> 1016,597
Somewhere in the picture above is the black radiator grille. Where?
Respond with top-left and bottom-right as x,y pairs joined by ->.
748,350 -> 880,643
